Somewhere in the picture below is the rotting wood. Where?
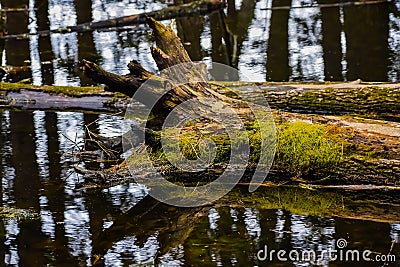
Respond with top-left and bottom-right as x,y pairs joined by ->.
82,17 -> 239,123
82,58 -> 400,119
0,15 -> 388,187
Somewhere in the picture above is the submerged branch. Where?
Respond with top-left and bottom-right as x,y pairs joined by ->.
260,0 -> 390,11
1,0 -> 226,39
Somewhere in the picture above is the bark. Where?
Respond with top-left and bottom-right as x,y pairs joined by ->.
256,81 -> 399,120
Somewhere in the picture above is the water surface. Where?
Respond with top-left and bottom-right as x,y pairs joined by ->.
0,110 -> 399,266
1,0 -> 400,266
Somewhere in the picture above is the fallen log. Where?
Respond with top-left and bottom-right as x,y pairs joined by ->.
1,0 -> 226,39
78,17 -> 400,189
82,62 -> 400,120
0,80 -> 399,120
0,17 -> 393,188
0,82 -> 118,112
225,80 -> 400,121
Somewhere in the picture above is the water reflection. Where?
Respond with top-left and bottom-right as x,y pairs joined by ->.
266,0 -> 291,81
289,0 -> 324,81
1,0 -> 400,84
344,0 -> 390,81
2,0 -> 31,82
34,0 -> 55,85
3,219 -> 20,266
104,235 -> 159,266
318,0 -> 343,81
290,215 -> 335,266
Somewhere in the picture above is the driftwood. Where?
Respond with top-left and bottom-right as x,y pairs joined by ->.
1,0 -> 225,39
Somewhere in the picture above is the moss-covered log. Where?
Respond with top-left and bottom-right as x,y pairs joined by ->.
83,62 -> 400,120
0,82 -> 120,112
78,17 -> 399,187
76,111 -> 400,188
261,82 -> 400,120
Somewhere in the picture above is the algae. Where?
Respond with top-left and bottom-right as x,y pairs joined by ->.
0,82 -> 106,97
0,206 -> 39,221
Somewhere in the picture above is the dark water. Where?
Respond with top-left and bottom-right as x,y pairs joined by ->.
1,0 -> 400,84
0,109 -> 399,266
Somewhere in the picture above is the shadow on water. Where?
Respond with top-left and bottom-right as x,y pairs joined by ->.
1,0 -> 400,83
0,110 -> 398,265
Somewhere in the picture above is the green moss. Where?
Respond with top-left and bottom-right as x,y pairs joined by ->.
178,131 -> 202,160
142,120 -> 344,180
274,121 -> 343,177
160,126 -> 232,163
0,206 -> 39,221
0,82 -> 105,97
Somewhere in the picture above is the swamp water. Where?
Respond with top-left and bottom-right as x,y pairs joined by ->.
1,0 -> 400,265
